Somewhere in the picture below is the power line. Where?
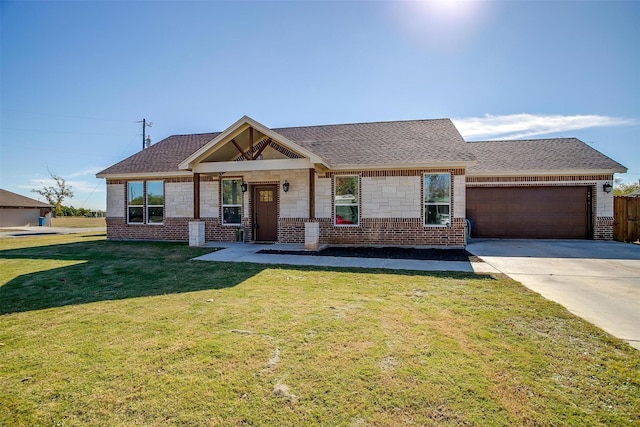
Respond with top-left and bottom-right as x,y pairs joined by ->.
1,107 -> 134,123
1,127 -> 136,137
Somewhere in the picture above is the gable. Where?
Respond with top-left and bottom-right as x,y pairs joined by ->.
178,116 -> 328,172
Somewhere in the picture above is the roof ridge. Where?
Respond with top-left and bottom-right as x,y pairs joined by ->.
468,137 -> 580,143
272,117 -> 452,131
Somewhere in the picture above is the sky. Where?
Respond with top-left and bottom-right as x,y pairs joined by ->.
1,0 -> 638,211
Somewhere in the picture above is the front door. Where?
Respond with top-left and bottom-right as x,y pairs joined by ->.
253,185 -> 278,242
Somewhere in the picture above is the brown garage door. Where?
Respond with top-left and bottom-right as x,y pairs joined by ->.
466,186 -> 591,239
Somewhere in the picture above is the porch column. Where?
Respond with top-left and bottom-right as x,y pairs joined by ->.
305,168 -> 319,250
309,168 -> 315,220
189,173 -> 205,247
193,173 -> 200,219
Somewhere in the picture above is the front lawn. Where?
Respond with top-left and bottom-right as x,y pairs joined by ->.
0,234 -> 638,426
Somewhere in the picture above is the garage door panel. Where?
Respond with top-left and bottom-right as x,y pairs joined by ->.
467,186 -> 590,239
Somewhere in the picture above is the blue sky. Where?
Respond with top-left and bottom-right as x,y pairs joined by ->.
1,0 -> 638,211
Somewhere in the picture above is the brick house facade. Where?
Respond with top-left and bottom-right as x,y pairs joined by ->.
97,116 -> 626,247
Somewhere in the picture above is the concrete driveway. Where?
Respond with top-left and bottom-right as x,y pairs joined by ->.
466,239 -> 640,350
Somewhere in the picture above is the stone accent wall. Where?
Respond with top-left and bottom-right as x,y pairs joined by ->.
361,176 -> 421,218
200,181 -> 219,218
315,176 -> 332,219
165,182 -> 193,218
106,183 -> 125,218
453,175 -> 466,219
243,169 -> 308,218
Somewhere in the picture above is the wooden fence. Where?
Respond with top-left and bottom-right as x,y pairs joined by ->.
613,196 -> 640,242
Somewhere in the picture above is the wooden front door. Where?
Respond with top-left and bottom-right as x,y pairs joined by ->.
253,185 -> 278,242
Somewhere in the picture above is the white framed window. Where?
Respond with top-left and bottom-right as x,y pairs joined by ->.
127,181 -> 164,224
424,173 -> 451,226
127,181 -> 144,224
146,181 -> 164,224
222,178 -> 242,225
334,175 -> 359,226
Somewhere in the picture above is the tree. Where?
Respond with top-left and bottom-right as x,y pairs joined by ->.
613,178 -> 640,196
32,171 -> 74,216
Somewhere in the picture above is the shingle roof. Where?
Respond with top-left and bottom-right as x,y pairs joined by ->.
274,119 -> 472,166
466,138 -> 626,174
96,119 -> 626,177
98,132 -> 219,176
97,119 -> 472,176
0,189 -> 51,208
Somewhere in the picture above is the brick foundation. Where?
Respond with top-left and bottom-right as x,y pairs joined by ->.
594,217 -> 614,240
106,217 -> 190,241
278,217 -> 465,247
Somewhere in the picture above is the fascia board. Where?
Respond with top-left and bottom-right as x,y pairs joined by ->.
96,171 -> 194,179
329,161 -> 476,171
193,158 -> 314,174
466,168 -> 626,177
178,115 -> 330,170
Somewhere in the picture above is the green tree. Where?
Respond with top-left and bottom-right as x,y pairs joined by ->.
613,178 -> 640,196
32,171 -> 74,216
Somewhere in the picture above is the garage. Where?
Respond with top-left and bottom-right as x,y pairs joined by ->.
466,186 -> 591,239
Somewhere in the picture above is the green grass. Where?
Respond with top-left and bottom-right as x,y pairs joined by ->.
51,217 -> 106,228
1,234 -> 638,426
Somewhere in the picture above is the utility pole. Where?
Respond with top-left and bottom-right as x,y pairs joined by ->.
138,118 -> 153,150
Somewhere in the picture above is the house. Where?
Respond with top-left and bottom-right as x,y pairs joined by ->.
96,116 -> 626,248
0,189 -> 52,227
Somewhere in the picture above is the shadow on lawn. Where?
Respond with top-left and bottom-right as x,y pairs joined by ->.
0,239 -> 485,315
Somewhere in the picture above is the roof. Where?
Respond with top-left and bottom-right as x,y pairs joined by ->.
466,138 -> 627,174
274,118 -> 472,167
97,118 -> 472,176
0,189 -> 51,208
96,117 -> 626,177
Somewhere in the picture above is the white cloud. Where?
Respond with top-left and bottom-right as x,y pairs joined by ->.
67,166 -> 106,178
453,113 -> 637,140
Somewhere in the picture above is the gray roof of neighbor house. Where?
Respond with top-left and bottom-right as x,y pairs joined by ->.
97,119 -> 472,176
0,189 -> 51,208
465,138 -> 627,174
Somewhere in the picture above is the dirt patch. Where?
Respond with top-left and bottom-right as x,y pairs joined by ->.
259,246 -> 474,262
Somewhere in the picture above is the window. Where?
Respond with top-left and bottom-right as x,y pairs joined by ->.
424,173 -> 450,226
146,181 -> 164,224
127,181 -> 164,224
127,181 -> 144,223
222,178 -> 242,225
335,175 -> 359,226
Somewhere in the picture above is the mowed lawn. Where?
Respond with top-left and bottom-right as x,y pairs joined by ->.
0,234 -> 638,426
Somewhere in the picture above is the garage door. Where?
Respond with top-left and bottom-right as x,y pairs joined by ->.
466,186 -> 591,239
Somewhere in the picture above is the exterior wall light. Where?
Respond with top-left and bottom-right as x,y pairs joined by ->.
603,182 -> 613,193
241,182 -> 248,193
282,180 -> 290,193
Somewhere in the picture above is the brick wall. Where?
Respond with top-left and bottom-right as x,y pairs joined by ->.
106,217 -> 190,241
278,217 -> 465,246
468,174 -> 615,240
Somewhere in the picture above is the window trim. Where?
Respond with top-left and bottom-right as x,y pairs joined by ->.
221,178 -> 243,226
334,175 -> 360,227
145,180 -> 164,225
423,173 -> 451,227
127,181 -> 144,224
127,180 -> 164,225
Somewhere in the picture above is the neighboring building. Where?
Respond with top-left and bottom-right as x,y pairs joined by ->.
96,116 -> 626,247
0,189 -> 52,227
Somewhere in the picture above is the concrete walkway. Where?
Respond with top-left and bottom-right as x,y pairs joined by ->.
0,226 -> 105,238
193,242 -> 491,273
467,239 -> 640,350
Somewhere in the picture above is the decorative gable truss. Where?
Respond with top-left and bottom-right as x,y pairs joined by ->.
232,138 -> 303,162
178,115 -> 327,174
